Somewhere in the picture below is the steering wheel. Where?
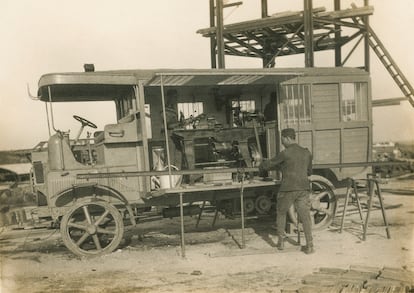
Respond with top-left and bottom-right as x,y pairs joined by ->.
73,115 -> 97,129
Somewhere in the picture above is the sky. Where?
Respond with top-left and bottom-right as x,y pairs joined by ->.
0,0 -> 413,151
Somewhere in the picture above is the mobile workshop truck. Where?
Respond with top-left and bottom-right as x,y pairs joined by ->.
30,67 -> 372,256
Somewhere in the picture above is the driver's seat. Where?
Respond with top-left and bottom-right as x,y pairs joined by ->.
94,131 -> 105,144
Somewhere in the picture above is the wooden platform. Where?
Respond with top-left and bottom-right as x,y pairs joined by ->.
197,5 -> 374,60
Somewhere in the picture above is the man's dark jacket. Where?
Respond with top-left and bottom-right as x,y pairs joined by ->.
259,143 -> 312,191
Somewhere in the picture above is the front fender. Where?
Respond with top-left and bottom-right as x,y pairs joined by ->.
50,184 -> 136,225
53,183 -> 128,207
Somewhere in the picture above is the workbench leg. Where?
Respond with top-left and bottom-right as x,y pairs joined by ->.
340,179 -> 352,233
179,192 -> 186,258
196,201 -> 206,228
240,179 -> 245,249
296,210 -> 301,245
352,180 -> 364,222
212,207 -> 219,227
363,180 -> 374,241
374,180 -> 391,239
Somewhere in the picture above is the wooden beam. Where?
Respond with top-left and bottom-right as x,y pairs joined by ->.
314,18 -> 365,30
315,6 -> 374,19
372,97 -> 408,107
197,6 -> 373,37
224,34 -> 263,56
223,1 -> 242,8
197,7 -> 326,36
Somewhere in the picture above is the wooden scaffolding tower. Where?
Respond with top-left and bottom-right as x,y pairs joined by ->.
197,0 -> 414,108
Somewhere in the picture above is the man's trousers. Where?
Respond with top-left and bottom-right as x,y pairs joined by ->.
276,190 -> 313,246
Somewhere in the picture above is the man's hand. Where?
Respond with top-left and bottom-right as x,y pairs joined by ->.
258,160 -> 268,177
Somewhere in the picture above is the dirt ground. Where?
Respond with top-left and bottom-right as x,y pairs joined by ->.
1,177 -> 413,293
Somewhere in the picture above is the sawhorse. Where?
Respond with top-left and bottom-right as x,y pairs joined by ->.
339,175 -> 391,240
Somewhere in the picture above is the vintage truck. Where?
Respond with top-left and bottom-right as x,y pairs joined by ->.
30,67 -> 372,256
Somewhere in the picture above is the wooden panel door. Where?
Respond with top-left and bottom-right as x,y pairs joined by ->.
312,84 -> 340,125
312,84 -> 341,164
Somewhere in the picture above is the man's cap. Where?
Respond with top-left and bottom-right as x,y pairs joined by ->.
281,128 -> 296,139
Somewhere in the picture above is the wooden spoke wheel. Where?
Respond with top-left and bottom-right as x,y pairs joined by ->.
308,176 -> 336,230
288,175 -> 337,230
60,201 -> 124,257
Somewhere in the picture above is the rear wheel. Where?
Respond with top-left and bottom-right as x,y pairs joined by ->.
288,175 -> 336,230
60,200 -> 124,257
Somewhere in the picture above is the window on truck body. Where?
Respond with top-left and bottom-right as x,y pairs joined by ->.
116,91 -> 152,138
280,84 -> 311,124
232,100 -> 255,112
341,82 -> 368,122
115,89 -> 136,120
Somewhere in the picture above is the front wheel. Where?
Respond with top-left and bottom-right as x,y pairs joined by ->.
60,200 -> 124,257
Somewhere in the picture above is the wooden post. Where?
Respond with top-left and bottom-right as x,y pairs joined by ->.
334,0 -> 342,67
261,0 -> 268,18
303,0 -> 314,67
240,173 -> 246,249
364,0 -> 370,72
216,0 -> 225,68
209,0 -> 217,69
180,192 -> 186,257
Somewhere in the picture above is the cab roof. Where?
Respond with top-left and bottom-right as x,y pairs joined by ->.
37,67 -> 368,102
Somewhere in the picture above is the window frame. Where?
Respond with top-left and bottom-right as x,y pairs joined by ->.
340,82 -> 368,122
280,84 -> 312,125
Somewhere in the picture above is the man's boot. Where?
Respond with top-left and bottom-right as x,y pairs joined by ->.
300,243 -> 314,254
276,236 -> 285,250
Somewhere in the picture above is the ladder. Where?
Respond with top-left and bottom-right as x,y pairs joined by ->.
354,14 -> 414,108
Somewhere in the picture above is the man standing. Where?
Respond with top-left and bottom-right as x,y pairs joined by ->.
259,128 -> 314,254
263,91 -> 277,122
